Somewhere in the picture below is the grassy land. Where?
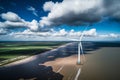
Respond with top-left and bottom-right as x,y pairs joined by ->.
0,41 -> 68,66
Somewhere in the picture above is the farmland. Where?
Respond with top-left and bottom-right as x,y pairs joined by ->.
0,41 -> 68,65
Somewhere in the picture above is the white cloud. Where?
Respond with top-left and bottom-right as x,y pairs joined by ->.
84,28 -> 97,36
0,28 -> 7,35
25,19 -> 39,31
0,21 -> 25,28
0,28 -> 119,41
40,0 -> 120,27
0,12 -> 26,29
99,33 -> 119,38
99,34 -> 108,38
109,33 -> 118,38
58,29 -> 67,36
43,1 -> 55,11
68,29 -> 81,37
27,6 -> 38,16
0,12 -> 39,31
0,12 -> 22,22
12,28 -> 97,38
40,0 -> 103,27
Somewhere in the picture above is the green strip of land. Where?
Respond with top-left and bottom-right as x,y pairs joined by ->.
0,41 -> 68,66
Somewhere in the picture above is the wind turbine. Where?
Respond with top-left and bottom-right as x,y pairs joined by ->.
77,26 -> 88,65
68,25 -> 88,64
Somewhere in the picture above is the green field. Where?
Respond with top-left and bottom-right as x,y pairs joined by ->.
0,41 -> 68,65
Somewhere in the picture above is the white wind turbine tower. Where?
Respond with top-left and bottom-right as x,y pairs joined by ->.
77,26 -> 88,65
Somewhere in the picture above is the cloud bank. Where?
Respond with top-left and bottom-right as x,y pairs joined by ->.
40,0 -> 120,27
14,28 -> 96,37
0,28 -> 119,41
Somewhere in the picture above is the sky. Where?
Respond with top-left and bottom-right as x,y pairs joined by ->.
0,0 -> 120,41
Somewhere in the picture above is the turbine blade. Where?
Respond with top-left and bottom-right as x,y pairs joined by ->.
79,25 -> 88,41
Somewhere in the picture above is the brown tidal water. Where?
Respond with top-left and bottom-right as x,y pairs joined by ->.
79,47 -> 120,80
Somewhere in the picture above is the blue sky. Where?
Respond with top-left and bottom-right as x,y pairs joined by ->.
0,0 -> 62,21
0,0 -> 120,41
